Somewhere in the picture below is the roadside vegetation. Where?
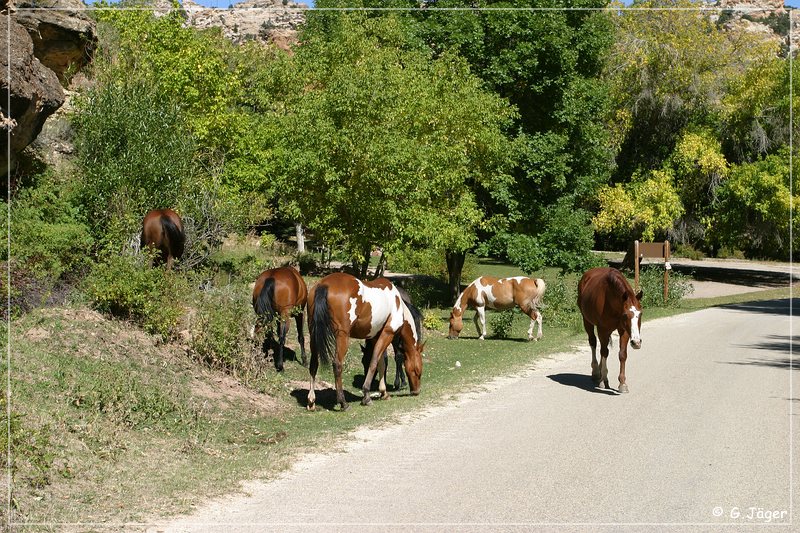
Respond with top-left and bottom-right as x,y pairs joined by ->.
3,0 -> 797,527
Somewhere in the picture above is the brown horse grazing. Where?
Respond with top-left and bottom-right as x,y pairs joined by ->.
448,276 -> 546,341
307,272 -> 424,411
141,209 -> 185,269
577,267 -> 643,393
252,267 -> 308,372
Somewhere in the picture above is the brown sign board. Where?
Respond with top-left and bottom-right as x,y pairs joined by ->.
638,242 -> 669,259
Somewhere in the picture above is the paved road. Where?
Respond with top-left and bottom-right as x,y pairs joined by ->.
155,299 -> 797,532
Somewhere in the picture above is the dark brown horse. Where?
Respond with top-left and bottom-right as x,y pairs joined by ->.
252,266 -> 308,371
577,267 -> 643,393
141,209 -> 185,269
448,276 -> 546,340
307,272 -> 424,411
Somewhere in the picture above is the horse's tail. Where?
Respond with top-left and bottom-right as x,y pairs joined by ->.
531,278 -> 547,308
255,277 -> 277,324
407,301 -> 423,343
310,284 -> 335,365
161,215 -> 186,259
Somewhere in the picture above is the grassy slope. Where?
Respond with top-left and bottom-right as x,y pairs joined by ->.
5,262 -> 794,528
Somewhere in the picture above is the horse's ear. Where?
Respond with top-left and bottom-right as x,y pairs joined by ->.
636,290 -> 643,302
418,340 -> 427,354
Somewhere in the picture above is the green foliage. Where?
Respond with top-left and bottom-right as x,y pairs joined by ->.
594,168 -> 684,242
489,309 -> 516,339
541,274 -> 581,330
73,79 -> 197,246
6,176 -> 93,281
208,246 -> 274,284
83,254 -> 186,339
189,285 -> 256,377
295,252 -> 318,276
390,248 -> 448,280
506,234 -> 547,275
672,243 -> 706,261
711,150 -> 798,259
274,12 -> 516,271
638,266 -> 693,308
421,308 -> 444,333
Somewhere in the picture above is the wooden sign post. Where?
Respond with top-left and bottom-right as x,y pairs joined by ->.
633,240 -> 671,301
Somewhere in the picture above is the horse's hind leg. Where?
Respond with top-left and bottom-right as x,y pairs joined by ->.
525,307 -> 543,341
584,318 -> 601,386
333,333 -> 350,410
392,337 -> 407,391
307,349 -> 319,411
598,330 -> 611,389
295,313 -> 307,366
274,319 -> 289,372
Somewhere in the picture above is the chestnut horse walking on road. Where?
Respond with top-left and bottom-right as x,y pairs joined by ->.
448,276 -> 546,341
307,272 -> 424,411
252,267 -> 308,372
577,267 -> 643,393
141,209 -> 185,269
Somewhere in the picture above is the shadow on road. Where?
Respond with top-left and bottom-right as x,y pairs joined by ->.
546,373 -> 620,395
719,298 -> 797,316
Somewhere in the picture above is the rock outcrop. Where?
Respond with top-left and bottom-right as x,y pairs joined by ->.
2,0 -> 97,178
713,0 -> 794,53
1,17 -> 65,178
181,0 -> 306,50
12,0 -> 97,83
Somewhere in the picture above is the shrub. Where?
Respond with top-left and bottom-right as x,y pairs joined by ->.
673,243 -> 705,260
539,199 -> 604,273
422,308 -> 444,333
506,234 -> 547,275
638,265 -> 694,308
489,309 -> 515,339
541,274 -> 581,330
83,254 -> 187,340
189,284 -> 257,377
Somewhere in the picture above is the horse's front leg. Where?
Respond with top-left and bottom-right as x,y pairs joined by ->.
392,337 -> 406,391
617,328 -> 630,393
475,307 -> 487,340
362,331 -> 393,405
295,313 -> 307,366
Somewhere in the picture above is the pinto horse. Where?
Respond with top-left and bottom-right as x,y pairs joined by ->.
360,286 -> 423,392
141,209 -> 185,269
252,266 -> 308,372
577,267 -> 643,393
448,276 -> 546,341
307,272 -> 424,411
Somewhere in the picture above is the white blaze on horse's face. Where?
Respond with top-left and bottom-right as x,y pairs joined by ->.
629,305 -> 642,349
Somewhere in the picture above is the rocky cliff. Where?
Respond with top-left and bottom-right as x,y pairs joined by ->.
180,0 -> 307,51
2,0 -> 97,179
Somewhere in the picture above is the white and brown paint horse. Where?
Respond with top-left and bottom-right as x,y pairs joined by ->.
577,267 -> 642,393
448,276 -> 546,341
307,272 -> 424,411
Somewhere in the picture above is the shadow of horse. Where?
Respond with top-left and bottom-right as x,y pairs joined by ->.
290,387 -> 362,411
547,373 -> 620,395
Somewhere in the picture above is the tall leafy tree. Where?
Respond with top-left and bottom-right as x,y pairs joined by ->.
272,12 -> 516,298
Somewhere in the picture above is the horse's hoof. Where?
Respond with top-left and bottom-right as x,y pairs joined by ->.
603,380 -> 610,389
360,397 -> 372,406
618,383 -> 629,393
591,374 -> 601,386
307,403 -> 315,411
380,392 -> 390,401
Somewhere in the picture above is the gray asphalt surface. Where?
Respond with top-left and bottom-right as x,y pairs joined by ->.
155,299 -> 797,533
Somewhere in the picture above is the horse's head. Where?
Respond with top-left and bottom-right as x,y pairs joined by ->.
404,340 -> 425,395
623,290 -> 643,349
448,309 -> 463,339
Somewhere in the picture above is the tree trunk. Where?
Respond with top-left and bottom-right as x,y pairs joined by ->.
445,250 -> 466,304
295,223 -> 305,253
374,250 -> 386,279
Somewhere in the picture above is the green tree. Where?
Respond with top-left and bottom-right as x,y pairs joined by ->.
274,12 -> 516,299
